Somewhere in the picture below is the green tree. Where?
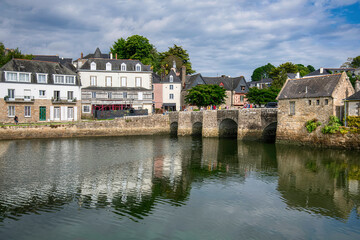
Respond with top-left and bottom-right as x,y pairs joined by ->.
0,42 -> 32,68
185,84 -> 227,108
347,72 -> 360,88
160,44 -> 195,75
307,65 -> 315,72
270,62 -> 298,89
246,87 -> 280,105
251,63 -> 275,81
351,56 -> 360,68
110,35 -> 160,72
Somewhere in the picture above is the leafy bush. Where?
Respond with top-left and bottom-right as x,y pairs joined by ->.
321,116 -> 342,134
305,118 -> 321,133
347,116 -> 360,128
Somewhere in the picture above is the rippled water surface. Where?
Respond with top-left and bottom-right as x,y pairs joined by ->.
0,136 -> 360,239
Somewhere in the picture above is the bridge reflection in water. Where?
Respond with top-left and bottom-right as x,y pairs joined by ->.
0,136 -> 359,239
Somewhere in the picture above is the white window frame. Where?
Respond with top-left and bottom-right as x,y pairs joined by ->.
65,76 -> 75,84
106,76 -> 112,87
121,63 -> 126,71
5,71 -> 31,82
121,77 -> 127,87
90,76 -> 97,86
8,106 -> 15,117
108,92 -> 112,99
90,62 -> 96,70
169,75 -> 173,82
91,92 -> 96,98
24,106 -> 31,117
123,92 -> 127,99
36,73 -> 48,83
138,92 -> 143,100
135,63 -> 141,72
170,85 -> 174,90
67,107 -> 74,120
106,62 -> 112,71
24,89 -> 31,101
169,93 -> 174,99
8,89 -> 15,100
54,107 -> 60,121
39,90 -> 46,98
53,75 -> 75,85
67,91 -> 74,100
136,77 -> 141,87
83,105 -> 91,113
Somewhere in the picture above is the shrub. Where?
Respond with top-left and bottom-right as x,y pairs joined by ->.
321,116 -> 342,134
305,118 -> 321,133
347,116 -> 360,128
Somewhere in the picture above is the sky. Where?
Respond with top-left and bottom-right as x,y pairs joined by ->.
1,0 -> 360,81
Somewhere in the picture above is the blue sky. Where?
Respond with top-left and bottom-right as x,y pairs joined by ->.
0,0 -> 359,80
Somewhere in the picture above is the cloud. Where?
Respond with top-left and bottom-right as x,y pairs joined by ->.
0,0 -> 360,80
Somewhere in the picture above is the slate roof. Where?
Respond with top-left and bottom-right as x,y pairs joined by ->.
277,74 -> 343,100
83,48 -> 110,59
162,69 -> 181,83
345,91 -> 360,101
80,59 -> 151,71
306,69 -> 334,77
152,73 -> 161,83
287,73 -> 297,79
183,74 -> 206,90
32,55 -> 76,71
0,59 -> 80,85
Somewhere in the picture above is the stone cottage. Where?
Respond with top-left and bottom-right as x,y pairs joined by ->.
345,80 -> 360,117
276,72 -> 355,141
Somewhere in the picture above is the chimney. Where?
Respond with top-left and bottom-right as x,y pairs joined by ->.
115,53 -> 118,59
181,65 -> 186,89
110,52 -> 113,59
296,72 -> 300,79
81,52 -> 83,59
320,67 -> 324,74
355,80 -> 360,92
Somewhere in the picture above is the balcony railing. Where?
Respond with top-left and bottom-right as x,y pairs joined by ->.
4,95 -> 35,103
52,97 -> 77,104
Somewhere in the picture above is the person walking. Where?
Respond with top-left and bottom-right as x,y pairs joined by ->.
14,115 -> 18,125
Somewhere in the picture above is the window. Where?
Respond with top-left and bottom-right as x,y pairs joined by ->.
316,99 -> 320,105
5,72 -> 31,82
68,107 -> 74,120
106,76 -> 112,86
170,85 -> 174,90
325,99 -> 329,105
8,89 -> 15,99
54,75 -> 64,84
136,77 -> 141,87
106,62 -> 112,71
8,106 -> 15,117
108,92 -> 112,99
83,105 -> 91,113
90,76 -> 97,86
91,92 -> 96,98
90,62 -> 96,70
138,92 -> 143,100
54,91 -> 60,101
136,63 -> 141,71
65,76 -> 75,84
169,94 -> 174,99
289,101 -> 295,115
241,86 -> 245,90
37,74 -> 47,83
54,107 -> 60,120
24,89 -> 31,101
67,91 -> 74,100
24,106 -> 31,117
121,77 -> 127,87
169,75 -> 173,82
121,63 -> 126,71
6,72 -> 18,81
240,95 -> 244,102
19,73 -> 30,82
308,100 -> 311,105
152,93 -> 154,100
123,92 -> 127,99
39,90 -> 46,97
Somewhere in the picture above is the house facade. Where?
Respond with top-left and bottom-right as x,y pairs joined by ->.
78,59 -> 153,118
0,59 -> 81,123
345,81 -> 360,117
277,72 -> 355,138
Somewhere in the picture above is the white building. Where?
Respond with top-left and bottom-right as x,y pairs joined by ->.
0,59 -> 81,123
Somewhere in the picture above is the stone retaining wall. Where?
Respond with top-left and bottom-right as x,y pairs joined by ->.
0,115 -> 170,140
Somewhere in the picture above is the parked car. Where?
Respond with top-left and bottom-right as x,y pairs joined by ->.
265,102 -> 278,108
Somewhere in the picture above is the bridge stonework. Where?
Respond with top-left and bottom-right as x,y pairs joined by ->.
169,109 -> 278,140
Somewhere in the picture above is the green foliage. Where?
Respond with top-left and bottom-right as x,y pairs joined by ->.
110,35 -> 160,72
307,65 -> 315,72
185,84 -> 227,108
159,44 -> 195,75
0,42 -> 33,68
321,116 -> 342,134
305,119 -> 321,133
251,63 -> 275,81
346,116 -> 360,128
347,72 -> 360,88
246,87 -> 280,105
297,64 -> 315,77
351,56 -> 360,68
269,62 -> 298,89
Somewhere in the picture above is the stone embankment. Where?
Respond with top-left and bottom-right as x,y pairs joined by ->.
0,115 -> 170,140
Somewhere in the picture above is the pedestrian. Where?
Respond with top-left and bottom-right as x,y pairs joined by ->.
14,115 -> 18,125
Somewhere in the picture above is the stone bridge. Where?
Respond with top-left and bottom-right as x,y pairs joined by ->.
169,109 -> 278,141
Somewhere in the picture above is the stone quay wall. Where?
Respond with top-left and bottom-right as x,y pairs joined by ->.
0,114 -> 170,140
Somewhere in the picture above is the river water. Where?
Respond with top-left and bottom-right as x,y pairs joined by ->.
0,136 -> 359,239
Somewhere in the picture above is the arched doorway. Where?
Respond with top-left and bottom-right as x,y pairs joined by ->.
170,122 -> 178,136
219,119 -> 238,138
192,122 -> 203,136
262,122 -> 277,143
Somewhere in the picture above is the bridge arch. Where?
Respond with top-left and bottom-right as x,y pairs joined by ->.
219,118 -> 238,138
170,122 -> 178,136
192,122 -> 203,136
262,122 -> 277,143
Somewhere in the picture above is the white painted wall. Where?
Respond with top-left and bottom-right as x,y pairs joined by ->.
162,83 -> 181,110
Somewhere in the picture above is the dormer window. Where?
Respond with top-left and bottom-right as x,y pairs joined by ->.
106,62 -> 112,71
136,63 -> 141,72
121,63 -> 126,71
170,75 -> 173,82
37,73 -> 47,83
90,62 -> 96,70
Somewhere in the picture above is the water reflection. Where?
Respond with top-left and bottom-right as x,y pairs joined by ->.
0,136 -> 359,226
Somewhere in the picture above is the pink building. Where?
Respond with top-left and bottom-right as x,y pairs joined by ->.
152,73 -> 163,109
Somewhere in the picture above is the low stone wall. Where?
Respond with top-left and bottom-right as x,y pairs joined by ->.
0,115 -> 170,140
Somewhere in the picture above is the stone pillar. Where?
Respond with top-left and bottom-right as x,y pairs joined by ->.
237,109 -> 263,140
202,111 -> 219,137
177,112 -> 192,136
